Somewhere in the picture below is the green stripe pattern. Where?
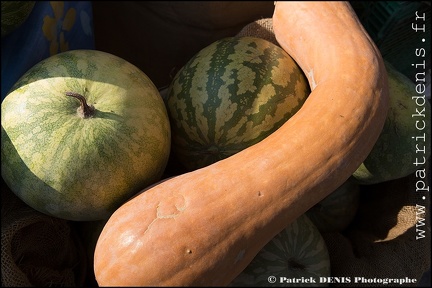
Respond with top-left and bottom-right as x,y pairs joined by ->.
230,215 -> 331,287
166,36 -> 310,171
1,50 -> 171,221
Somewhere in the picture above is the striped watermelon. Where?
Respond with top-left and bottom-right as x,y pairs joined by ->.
1,50 -> 171,221
166,36 -> 310,171
229,214 -> 331,287
1,1 -> 35,37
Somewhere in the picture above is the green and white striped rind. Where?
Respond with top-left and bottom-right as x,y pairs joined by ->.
230,214 -> 331,287
1,50 -> 171,221
166,36 -> 310,171
1,1 -> 35,37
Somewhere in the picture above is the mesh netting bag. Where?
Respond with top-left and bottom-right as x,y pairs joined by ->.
237,18 -> 431,287
1,181 -> 87,287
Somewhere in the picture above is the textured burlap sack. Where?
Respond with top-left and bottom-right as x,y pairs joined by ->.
323,173 -> 431,287
1,180 -> 87,287
237,18 -> 431,287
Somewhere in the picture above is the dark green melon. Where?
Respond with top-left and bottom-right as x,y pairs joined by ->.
166,36 -> 310,171
352,61 -> 431,184
1,1 -> 35,37
229,214 -> 331,287
306,179 -> 360,233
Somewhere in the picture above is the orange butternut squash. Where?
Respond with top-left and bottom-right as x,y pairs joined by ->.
94,2 -> 389,286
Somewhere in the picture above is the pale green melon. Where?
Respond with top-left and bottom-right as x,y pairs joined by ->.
1,50 -> 171,221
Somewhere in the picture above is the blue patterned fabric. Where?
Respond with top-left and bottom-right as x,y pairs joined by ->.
1,1 -> 95,101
